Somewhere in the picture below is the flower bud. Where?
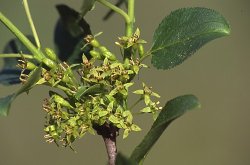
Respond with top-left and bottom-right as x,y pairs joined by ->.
90,39 -> 100,48
26,61 -> 36,70
90,50 -> 102,60
42,58 -> 57,69
45,48 -> 58,61
99,46 -> 117,61
53,94 -> 73,109
138,44 -> 145,58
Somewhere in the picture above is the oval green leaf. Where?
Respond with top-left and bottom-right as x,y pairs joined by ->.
130,95 -> 200,164
151,7 -> 230,70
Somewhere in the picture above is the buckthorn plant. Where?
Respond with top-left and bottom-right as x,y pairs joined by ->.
0,0 -> 230,164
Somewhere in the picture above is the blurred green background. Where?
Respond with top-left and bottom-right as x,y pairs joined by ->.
0,0 -> 249,164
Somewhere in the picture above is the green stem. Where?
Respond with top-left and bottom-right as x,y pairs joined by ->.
0,12 -> 44,61
126,0 -> 135,37
23,0 -> 41,49
139,51 -> 152,62
0,53 -> 34,59
123,0 -> 135,61
97,0 -> 130,24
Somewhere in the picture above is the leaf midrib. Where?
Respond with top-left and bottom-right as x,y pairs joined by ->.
151,26 -> 229,54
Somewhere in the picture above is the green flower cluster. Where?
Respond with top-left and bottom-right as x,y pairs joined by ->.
41,34 -> 161,148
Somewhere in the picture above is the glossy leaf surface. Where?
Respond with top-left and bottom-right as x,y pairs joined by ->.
151,7 -> 230,69
130,95 -> 200,164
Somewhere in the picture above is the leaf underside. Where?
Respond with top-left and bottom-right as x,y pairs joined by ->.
130,95 -> 200,164
151,7 -> 230,70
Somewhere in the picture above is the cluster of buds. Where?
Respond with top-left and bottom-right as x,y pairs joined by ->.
41,31 -> 162,148
115,28 -> 147,59
16,55 -> 36,83
133,83 -> 162,120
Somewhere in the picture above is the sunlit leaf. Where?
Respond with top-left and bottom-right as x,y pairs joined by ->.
123,129 -> 130,139
140,107 -> 151,113
130,95 -> 200,164
131,124 -> 141,132
151,7 -> 230,69
109,115 -> 120,124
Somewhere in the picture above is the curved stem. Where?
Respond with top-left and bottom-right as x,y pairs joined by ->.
97,0 -> 130,24
23,0 -> 41,49
0,12 -> 44,61
0,53 -> 34,59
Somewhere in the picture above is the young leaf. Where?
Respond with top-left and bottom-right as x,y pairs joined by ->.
133,90 -> 144,95
75,84 -> 107,99
131,124 -> 141,132
123,129 -> 130,139
140,107 -> 151,113
151,7 -> 230,70
75,86 -> 87,100
109,115 -> 120,124
130,95 -> 200,164
98,111 -> 108,117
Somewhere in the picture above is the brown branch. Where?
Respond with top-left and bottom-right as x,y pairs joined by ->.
94,123 -> 119,165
